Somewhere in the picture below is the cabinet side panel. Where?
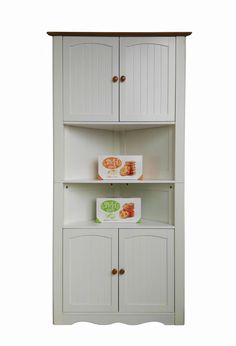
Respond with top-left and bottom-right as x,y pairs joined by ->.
53,37 -> 64,324
175,37 -> 185,182
174,183 -> 185,324
53,37 -> 64,182
174,37 -> 186,325
53,183 -> 64,324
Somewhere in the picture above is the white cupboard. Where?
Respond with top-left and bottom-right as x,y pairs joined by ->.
48,31 -> 191,325
62,228 -> 173,315
63,36 -> 176,122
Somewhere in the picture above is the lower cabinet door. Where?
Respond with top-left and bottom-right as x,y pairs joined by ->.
63,228 -> 118,313
119,228 -> 174,313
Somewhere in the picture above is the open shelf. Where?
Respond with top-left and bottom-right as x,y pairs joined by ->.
64,183 -> 174,227
63,123 -> 175,228
63,219 -> 174,229
64,124 -> 175,181
64,121 -> 175,131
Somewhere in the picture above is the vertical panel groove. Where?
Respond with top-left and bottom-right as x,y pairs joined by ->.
153,46 -> 155,114
146,45 -> 149,114
118,228 -> 120,312
167,48 -> 169,114
160,46 -> 162,115
139,46 -> 141,113
118,38 -> 120,121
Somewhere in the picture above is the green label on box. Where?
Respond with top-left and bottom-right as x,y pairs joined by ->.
101,200 -> 120,213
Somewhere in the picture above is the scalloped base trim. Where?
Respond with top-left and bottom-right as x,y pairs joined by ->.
54,312 -> 176,325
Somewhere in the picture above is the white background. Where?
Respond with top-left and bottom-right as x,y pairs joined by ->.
1,0 -> 236,345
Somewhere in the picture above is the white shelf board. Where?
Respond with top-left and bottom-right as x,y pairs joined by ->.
63,219 -> 175,229
62,179 -> 176,184
64,121 -> 175,131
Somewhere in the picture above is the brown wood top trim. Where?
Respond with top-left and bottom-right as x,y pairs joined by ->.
47,31 -> 192,37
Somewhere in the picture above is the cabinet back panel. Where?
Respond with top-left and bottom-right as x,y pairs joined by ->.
121,184 -> 174,224
123,126 -> 174,180
64,184 -> 117,224
64,126 -> 119,180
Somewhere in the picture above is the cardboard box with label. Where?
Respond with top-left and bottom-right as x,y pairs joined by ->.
98,155 -> 143,180
96,198 -> 141,223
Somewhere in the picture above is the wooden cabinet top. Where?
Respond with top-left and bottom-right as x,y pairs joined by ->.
47,31 -> 192,37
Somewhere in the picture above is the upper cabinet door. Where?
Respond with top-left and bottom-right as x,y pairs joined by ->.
63,37 -> 119,121
119,228 -> 174,313
63,228 -> 118,313
120,37 -> 175,121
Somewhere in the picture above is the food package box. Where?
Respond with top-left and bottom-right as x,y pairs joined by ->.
98,155 -> 143,180
96,198 -> 141,223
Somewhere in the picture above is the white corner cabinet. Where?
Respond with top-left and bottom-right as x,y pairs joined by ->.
48,31 -> 191,325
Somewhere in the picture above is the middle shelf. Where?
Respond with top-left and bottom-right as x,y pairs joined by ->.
64,183 -> 174,227
63,219 -> 175,229
62,179 -> 177,184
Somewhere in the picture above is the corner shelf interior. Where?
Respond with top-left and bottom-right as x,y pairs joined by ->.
64,122 -> 175,180
62,122 -> 175,229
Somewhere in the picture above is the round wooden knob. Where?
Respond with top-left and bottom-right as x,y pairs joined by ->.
112,268 -> 118,275
119,268 -> 125,275
112,76 -> 119,83
120,75 -> 126,82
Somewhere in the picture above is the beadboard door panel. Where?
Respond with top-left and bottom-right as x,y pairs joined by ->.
63,37 -> 119,121
63,228 -> 118,312
119,228 -> 174,312
120,37 -> 175,121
